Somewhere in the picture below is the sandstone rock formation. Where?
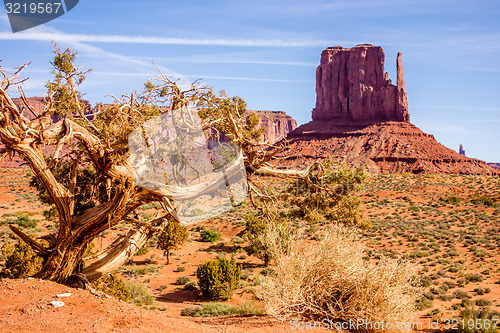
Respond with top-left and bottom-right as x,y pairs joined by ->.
276,45 -> 498,175
250,110 -> 297,144
488,163 -> 500,170
312,44 -> 409,123
0,98 -> 296,167
459,144 -> 466,156
282,122 -> 497,174
11,97 -> 93,122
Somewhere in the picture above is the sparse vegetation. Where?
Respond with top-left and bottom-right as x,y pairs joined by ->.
180,302 -> 264,317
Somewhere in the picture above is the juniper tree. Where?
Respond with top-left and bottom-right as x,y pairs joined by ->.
0,44 -> 365,287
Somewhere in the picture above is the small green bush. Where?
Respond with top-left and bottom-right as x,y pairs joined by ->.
439,196 -> 462,204
200,229 -> 221,243
92,274 -> 130,301
136,246 -> 149,256
470,196 -> 497,207
415,296 -> 433,310
15,215 -> 37,229
183,281 -> 198,291
196,256 -> 241,300
175,276 -> 191,285
0,240 -> 43,278
465,273 -> 484,283
128,282 -> 155,305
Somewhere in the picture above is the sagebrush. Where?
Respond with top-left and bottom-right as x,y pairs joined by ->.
259,226 -> 419,333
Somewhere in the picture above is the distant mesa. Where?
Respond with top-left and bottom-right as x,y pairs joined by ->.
248,110 -> 297,144
0,98 -> 296,168
488,163 -> 500,171
278,44 -> 498,175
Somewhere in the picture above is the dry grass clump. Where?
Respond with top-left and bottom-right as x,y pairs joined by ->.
259,226 -> 419,332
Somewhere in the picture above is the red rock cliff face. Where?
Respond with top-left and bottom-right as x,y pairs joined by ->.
277,45 -> 498,175
312,44 -> 409,123
250,110 -> 297,144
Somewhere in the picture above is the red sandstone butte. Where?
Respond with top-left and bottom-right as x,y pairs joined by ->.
277,44 -> 498,175
249,110 -> 297,144
312,45 -> 409,123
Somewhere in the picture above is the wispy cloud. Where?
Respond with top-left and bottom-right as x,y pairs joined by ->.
184,75 -> 313,83
126,56 -> 317,67
413,105 -> 500,112
0,30 -> 334,47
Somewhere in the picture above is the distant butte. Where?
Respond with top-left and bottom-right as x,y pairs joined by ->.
277,44 -> 498,175
312,45 -> 409,123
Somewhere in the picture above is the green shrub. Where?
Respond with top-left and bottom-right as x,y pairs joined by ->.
122,264 -> 158,277
457,306 -> 500,333
200,229 -> 221,243
180,302 -> 264,317
183,281 -> 198,291
92,274 -> 130,301
0,240 -> 43,278
175,276 -> 191,285
475,299 -> 492,307
15,215 -> 37,229
196,256 -> 241,300
157,220 -> 188,264
439,196 -> 462,204
465,273 -> 484,283
470,196 -> 497,207
128,282 -> 155,305
415,296 -> 433,310
136,246 -> 149,256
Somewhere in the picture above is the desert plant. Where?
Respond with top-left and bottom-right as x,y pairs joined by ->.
286,160 -> 368,227
157,220 -> 188,264
92,274 -> 130,301
14,215 -> 37,229
457,306 -> 500,333
128,282 -> 155,305
175,276 -> 191,285
245,212 -> 294,266
470,196 -> 497,207
259,226 -> 418,333
200,229 -> 221,243
196,256 -> 241,300
0,240 -> 43,278
439,196 -> 462,204
180,302 -> 264,317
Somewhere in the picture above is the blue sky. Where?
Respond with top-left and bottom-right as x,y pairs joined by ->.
1,0 -> 499,162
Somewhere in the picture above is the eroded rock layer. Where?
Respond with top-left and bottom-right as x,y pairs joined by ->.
277,45 -> 497,175
279,122 -> 497,175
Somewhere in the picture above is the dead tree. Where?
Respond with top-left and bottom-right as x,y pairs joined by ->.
0,48 -> 330,287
